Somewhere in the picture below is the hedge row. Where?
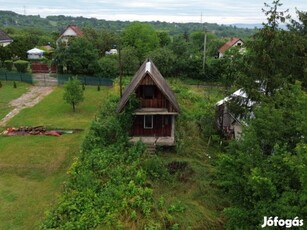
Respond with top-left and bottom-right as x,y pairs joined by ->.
3,60 -> 29,73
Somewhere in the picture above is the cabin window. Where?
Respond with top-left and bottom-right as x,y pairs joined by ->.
164,116 -> 169,125
143,85 -> 155,99
144,115 -> 153,129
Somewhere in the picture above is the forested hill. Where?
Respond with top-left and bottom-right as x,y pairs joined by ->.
0,10 -> 256,38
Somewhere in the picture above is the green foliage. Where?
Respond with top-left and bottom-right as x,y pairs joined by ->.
238,2 -> 305,99
98,55 -> 118,78
122,22 -> 159,63
121,46 -> 139,75
143,156 -> 169,181
157,31 -> 171,47
41,93 -> 155,229
4,60 -> 13,71
83,27 -> 118,57
13,81 -> 16,88
216,83 -> 307,228
63,76 -> 84,112
14,60 -> 29,73
148,47 -> 176,77
54,37 -> 99,75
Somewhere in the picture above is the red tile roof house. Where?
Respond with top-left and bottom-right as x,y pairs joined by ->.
0,29 -> 13,47
116,58 -> 180,150
56,25 -> 83,46
218,37 -> 244,58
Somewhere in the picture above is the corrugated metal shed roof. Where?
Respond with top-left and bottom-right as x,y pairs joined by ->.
116,58 -> 180,113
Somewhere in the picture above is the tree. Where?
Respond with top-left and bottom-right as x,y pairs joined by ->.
122,22 -> 159,63
238,0 -> 302,100
63,76 -> 84,112
216,83 -> 307,228
121,46 -> 139,75
157,31 -> 171,47
83,27 -> 118,57
288,10 -> 307,88
54,37 -> 99,75
98,55 -> 119,78
148,47 -> 176,77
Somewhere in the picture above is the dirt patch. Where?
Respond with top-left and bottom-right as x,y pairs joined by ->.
0,86 -> 54,127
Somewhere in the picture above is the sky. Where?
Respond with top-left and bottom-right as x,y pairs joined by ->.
0,0 -> 305,24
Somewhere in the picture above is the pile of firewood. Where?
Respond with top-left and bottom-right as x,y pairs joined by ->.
2,126 -> 56,136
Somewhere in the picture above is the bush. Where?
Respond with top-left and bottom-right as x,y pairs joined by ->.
143,156 -> 169,181
98,55 -> 119,78
4,60 -> 13,71
14,60 -> 29,73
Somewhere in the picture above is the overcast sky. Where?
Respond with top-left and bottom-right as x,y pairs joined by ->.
0,0 -> 305,24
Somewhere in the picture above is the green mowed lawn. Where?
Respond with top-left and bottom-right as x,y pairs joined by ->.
0,86 -> 113,230
0,81 -> 30,121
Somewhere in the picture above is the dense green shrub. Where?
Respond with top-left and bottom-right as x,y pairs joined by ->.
14,60 -> 29,73
143,156 -> 169,181
98,55 -> 118,78
4,60 -> 13,71
41,93 -> 155,229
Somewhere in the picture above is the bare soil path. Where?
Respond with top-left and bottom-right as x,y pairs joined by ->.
0,86 -> 54,127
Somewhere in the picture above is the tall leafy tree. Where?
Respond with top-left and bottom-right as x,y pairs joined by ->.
148,47 -> 176,77
239,0 -> 303,100
217,83 -> 307,228
54,37 -> 99,75
216,2 -> 307,228
288,10 -> 307,88
122,22 -> 159,64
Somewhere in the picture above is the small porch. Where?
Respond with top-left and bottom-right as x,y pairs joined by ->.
129,136 -> 175,146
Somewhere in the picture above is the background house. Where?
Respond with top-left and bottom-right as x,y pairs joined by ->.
27,48 -> 44,59
0,29 -> 13,47
56,25 -> 83,46
116,58 -> 179,149
218,37 -> 244,58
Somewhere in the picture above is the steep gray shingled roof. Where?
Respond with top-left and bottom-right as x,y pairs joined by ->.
116,58 -> 180,113
0,29 -> 13,43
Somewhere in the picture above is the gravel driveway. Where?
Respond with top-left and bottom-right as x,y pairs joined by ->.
0,86 -> 54,127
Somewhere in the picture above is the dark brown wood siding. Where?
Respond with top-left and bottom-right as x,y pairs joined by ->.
135,74 -> 176,112
130,115 -> 172,137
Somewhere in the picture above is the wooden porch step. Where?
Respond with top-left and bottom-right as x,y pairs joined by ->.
146,144 -> 156,154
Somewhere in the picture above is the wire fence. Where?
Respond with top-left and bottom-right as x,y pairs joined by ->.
0,71 -> 113,87
0,70 -> 33,84
56,74 -> 113,86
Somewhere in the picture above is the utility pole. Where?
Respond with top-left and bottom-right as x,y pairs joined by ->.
203,31 -> 207,72
118,46 -> 123,98
201,12 -> 207,72
201,11 -> 207,72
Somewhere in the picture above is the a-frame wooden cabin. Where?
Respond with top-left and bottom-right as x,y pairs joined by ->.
116,58 -> 180,146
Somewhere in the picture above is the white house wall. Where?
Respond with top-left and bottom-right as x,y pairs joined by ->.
62,28 -> 77,36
